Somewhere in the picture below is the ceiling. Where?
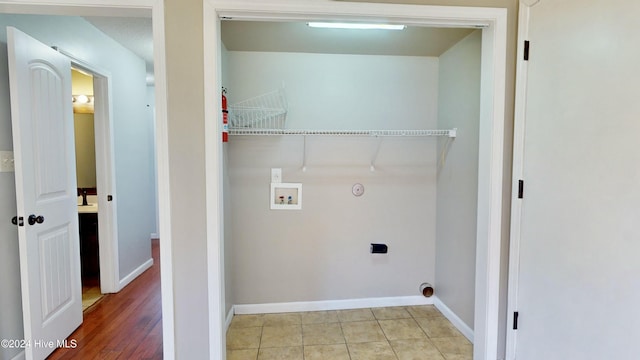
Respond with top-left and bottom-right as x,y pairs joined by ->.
84,16 -> 154,83
221,21 -> 475,57
82,17 -> 475,84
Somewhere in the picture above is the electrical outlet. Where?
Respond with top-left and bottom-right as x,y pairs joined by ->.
0,151 -> 15,172
271,168 -> 282,183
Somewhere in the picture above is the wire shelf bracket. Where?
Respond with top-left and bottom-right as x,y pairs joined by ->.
229,128 -> 457,137
229,128 -> 458,172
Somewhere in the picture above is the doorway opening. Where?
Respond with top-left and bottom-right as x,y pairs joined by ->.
204,2 -> 507,360
221,20 -> 482,354
71,68 -> 103,310
67,55 -> 121,296
0,6 -> 169,358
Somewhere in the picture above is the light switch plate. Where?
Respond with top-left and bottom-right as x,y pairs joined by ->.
271,168 -> 282,183
0,151 -> 15,172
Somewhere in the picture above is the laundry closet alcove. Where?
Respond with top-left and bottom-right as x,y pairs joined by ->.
221,19 -> 482,341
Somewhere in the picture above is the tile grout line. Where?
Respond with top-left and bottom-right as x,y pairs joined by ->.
228,305 -> 469,360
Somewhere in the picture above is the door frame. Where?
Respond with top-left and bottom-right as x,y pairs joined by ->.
0,0 -> 174,357
505,3 -> 532,359
68,56 -> 120,294
203,1 -> 507,359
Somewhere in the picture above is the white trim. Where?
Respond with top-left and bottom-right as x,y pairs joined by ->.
0,0 -> 152,16
473,9 -> 507,360
205,2 -> 507,360
117,258 -> 153,290
92,74 -> 120,294
0,0 -> 174,358
148,1 -> 174,358
214,0 -> 497,28
505,3 -> 533,360
63,52 -> 121,294
204,4 -> 225,360
150,232 -> 159,240
232,295 -> 475,348
225,306 -> 235,331
434,296 -> 474,343
234,295 -> 434,315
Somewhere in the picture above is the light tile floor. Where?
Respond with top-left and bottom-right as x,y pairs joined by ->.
227,305 -> 472,360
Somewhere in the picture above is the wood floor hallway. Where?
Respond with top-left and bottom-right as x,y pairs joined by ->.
48,239 -> 162,359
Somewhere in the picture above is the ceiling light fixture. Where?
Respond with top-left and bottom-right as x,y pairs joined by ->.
307,22 -> 406,30
72,95 -> 93,104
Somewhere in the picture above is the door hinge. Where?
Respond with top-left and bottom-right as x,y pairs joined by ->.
518,180 -> 524,199
524,40 -> 530,61
513,311 -> 519,330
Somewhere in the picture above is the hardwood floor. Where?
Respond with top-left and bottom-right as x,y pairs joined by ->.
48,239 -> 162,359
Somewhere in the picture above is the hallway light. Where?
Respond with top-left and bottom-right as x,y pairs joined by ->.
72,95 -> 95,114
74,94 -> 91,104
307,22 -> 406,30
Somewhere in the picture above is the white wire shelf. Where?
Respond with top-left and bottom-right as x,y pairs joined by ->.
229,88 -> 287,129
229,128 -> 457,138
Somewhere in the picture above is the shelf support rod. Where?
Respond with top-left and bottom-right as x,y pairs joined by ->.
301,135 -> 307,172
370,136 -> 383,172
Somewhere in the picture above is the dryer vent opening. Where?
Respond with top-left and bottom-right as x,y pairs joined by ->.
419,283 -> 434,297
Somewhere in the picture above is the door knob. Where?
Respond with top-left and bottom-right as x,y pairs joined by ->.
28,214 -> 44,226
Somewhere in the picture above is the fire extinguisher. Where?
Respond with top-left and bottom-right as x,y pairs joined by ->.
222,87 -> 229,143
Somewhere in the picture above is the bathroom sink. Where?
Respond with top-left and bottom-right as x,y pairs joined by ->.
78,195 -> 99,213
78,203 -> 98,213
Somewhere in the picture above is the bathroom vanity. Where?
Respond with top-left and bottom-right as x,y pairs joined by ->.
78,193 -> 99,278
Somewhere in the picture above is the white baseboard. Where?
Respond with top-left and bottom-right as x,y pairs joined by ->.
234,295 -> 433,315
433,296 -> 474,343
118,258 -> 153,291
150,233 -> 159,240
225,306 -> 235,331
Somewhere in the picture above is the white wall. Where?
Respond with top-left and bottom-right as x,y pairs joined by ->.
226,51 -> 439,305
225,51 -> 438,130
435,30 -> 482,329
0,15 -> 154,359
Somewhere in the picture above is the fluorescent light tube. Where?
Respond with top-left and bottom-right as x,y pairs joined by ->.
307,22 -> 406,30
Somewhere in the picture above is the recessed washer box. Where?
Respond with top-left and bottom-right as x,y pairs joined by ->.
270,182 -> 302,210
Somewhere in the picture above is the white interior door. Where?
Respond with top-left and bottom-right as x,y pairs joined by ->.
7,26 -> 82,360
510,1 -> 640,359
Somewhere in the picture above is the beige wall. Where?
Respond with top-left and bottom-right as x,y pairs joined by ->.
164,0 -> 210,358
436,29 -> 481,329
225,50 -> 440,304
72,70 -> 96,189
71,69 -> 93,95
73,113 -> 96,188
